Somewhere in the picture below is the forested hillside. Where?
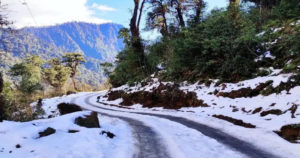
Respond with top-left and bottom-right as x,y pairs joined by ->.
0,22 -> 123,86
109,0 -> 299,86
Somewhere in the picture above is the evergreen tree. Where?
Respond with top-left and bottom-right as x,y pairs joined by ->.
62,53 -> 86,91
0,72 -> 4,121
44,58 -> 71,92
10,56 -> 44,94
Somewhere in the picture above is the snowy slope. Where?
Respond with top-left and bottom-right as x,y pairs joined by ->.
0,94 -> 135,158
94,70 -> 300,158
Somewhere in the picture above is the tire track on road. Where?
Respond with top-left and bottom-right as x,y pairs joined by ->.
83,93 -> 280,158
71,94 -> 171,158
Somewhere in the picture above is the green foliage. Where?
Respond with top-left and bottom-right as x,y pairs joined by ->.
62,53 -> 86,91
110,46 -> 148,87
0,72 -> 5,121
160,9 -> 261,82
100,62 -> 114,77
10,56 -> 44,94
62,53 -> 86,78
109,0 -> 300,87
273,0 -> 300,20
44,58 -> 71,91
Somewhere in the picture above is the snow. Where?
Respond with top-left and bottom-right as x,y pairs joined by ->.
2,71 -> 299,157
255,51 -> 276,62
1,98 -> 135,158
97,72 -> 300,158
73,95 -> 247,158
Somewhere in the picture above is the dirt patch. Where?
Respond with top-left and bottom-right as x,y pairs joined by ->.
261,74 -> 300,96
217,80 -> 273,99
39,127 -> 56,138
75,112 -> 100,128
107,84 -> 209,109
107,90 -> 124,101
260,109 -> 282,117
276,124 -> 300,143
213,115 -> 256,128
252,107 -> 263,114
57,103 -> 82,115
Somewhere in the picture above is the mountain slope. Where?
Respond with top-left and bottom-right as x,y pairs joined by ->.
0,22 -> 124,86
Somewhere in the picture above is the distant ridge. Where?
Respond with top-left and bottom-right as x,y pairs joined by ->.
0,22 -> 124,86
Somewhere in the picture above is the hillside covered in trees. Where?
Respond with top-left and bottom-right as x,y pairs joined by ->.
0,22 -> 123,86
108,0 -> 299,87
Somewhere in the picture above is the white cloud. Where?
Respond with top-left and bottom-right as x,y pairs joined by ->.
91,3 -> 116,12
2,0 -> 112,28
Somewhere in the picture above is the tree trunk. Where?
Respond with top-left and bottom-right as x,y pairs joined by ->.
137,0 -> 146,31
130,0 -> 140,38
72,77 -> 78,91
194,0 -> 205,24
162,11 -> 168,36
129,0 -> 146,68
0,73 -> 3,93
176,5 -> 185,28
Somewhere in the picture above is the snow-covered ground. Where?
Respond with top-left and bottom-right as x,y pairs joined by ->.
1,70 -> 299,158
95,70 -> 300,158
0,94 -> 136,158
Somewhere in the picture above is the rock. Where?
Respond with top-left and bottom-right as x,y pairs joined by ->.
68,129 -> 79,133
15,144 -> 21,148
57,103 -> 82,115
276,124 -> 300,143
75,112 -> 100,128
107,90 -> 125,101
217,81 -> 273,98
37,98 -> 43,107
252,107 -> 263,114
66,91 -> 76,95
260,109 -> 282,117
101,131 -> 115,139
39,127 -> 56,138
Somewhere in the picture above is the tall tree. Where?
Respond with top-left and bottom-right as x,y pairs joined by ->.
146,0 -> 169,36
10,56 -> 44,94
0,72 -> 3,93
129,0 -> 147,69
242,0 -> 280,9
169,0 -> 185,27
44,58 -> 70,92
62,53 -> 86,91
130,0 -> 146,38
229,0 -> 241,6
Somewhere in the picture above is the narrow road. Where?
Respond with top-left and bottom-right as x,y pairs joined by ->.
71,95 -> 171,158
74,93 -> 280,158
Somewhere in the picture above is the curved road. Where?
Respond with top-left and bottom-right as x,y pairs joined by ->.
73,93 -> 280,158
72,95 -> 170,158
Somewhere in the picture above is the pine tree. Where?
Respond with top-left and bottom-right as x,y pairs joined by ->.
10,56 -> 44,94
44,58 -> 71,92
62,53 -> 86,91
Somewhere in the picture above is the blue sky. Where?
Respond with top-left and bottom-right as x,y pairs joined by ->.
87,0 -> 228,27
4,0 -> 227,30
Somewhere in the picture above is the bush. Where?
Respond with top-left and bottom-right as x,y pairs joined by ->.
110,46 -> 148,87
274,0 -> 300,20
160,9 -> 261,82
